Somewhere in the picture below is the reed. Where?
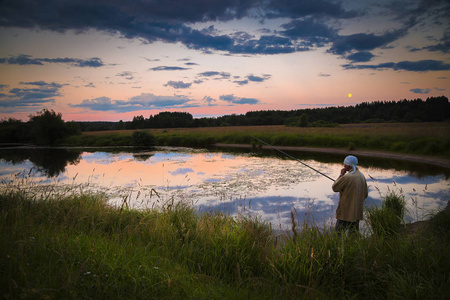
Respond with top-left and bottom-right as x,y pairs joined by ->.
1,180 -> 449,299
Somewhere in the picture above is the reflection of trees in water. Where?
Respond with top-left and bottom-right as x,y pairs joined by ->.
0,148 -> 82,177
132,153 -> 155,161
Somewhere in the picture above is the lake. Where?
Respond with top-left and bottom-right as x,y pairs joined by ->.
1,146 -> 449,233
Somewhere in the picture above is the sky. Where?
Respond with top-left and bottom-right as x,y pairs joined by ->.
0,0 -> 449,122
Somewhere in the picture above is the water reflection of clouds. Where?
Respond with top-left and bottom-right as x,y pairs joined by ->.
220,154 -> 237,160
204,178 -> 221,183
82,152 -> 112,164
197,195 -> 336,230
169,168 -> 194,176
152,152 -> 193,162
0,162 -> 30,177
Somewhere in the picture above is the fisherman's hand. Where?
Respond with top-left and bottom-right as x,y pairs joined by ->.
340,168 -> 347,177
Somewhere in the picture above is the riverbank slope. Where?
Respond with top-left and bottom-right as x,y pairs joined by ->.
214,143 -> 450,169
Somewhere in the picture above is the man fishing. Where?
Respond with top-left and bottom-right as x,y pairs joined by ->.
332,155 -> 368,233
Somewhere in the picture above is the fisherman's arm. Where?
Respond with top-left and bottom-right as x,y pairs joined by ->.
332,175 -> 347,192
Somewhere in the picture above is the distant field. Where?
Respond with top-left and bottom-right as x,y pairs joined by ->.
83,123 -> 450,139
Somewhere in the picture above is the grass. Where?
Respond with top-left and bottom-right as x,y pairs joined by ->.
1,178 -> 449,299
365,191 -> 406,236
63,123 -> 450,158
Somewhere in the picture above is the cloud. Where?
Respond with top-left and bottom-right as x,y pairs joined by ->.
343,60 -> 450,72
143,57 -> 160,62
116,71 -> 134,80
266,0 -> 360,19
164,81 -> 192,89
384,0 -> 449,28
0,0 -> 358,56
70,93 -> 196,113
247,74 -> 271,82
346,51 -> 375,63
202,96 -> 217,106
329,29 -> 407,55
0,54 -> 43,65
280,17 -> 338,48
0,1 -> 446,59
233,79 -> 249,86
229,35 -> 296,54
198,71 -> 231,79
149,66 -> 190,71
410,88 -> 431,94
20,81 -> 63,88
233,74 -> 271,85
219,94 -> 260,105
410,32 -> 450,54
0,54 -> 105,67
409,86 -> 446,94
0,81 -> 62,108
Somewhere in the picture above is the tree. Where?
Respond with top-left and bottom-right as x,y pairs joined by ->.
64,121 -> 82,136
298,113 -> 309,127
28,109 -> 66,145
0,118 -> 29,142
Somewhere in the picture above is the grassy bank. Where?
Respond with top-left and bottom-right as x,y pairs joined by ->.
1,183 -> 449,299
63,123 -> 450,158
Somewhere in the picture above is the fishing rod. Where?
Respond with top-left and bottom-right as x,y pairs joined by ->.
237,128 -> 335,182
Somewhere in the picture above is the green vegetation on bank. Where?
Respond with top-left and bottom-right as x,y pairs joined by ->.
1,182 -> 449,299
1,98 -> 449,158
63,123 -> 450,158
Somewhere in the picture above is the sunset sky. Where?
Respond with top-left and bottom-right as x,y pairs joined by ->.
0,0 -> 449,121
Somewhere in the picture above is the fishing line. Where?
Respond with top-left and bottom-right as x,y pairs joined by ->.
237,128 -> 335,182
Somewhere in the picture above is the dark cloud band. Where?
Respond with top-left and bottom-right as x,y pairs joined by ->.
0,54 -> 105,67
343,60 -> 450,72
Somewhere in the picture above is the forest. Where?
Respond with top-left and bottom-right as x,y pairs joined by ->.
81,95 -> 450,131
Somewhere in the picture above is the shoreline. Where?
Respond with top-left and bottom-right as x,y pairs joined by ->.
213,143 -> 450,169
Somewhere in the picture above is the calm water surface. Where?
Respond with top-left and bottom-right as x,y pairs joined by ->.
1,146 -> 449,232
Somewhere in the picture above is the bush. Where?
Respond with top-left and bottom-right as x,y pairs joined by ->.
348,142 -> 356,150
390,141 -> 407,152
132,131 -> 156,147
310,120 -> 339,127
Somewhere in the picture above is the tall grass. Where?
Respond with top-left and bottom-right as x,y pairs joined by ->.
1,181 -> 449,299
365,191 -> 406,236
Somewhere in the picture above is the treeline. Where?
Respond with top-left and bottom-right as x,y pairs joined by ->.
119,95 -> 448,130
0,109 -> 81,145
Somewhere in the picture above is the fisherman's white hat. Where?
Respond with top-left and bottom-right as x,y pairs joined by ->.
344,155 -> 358,173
